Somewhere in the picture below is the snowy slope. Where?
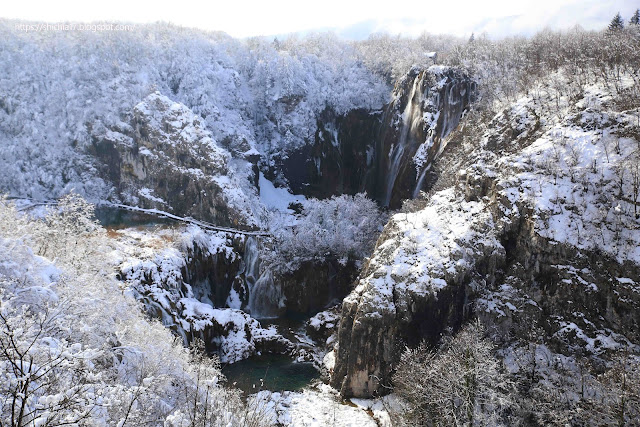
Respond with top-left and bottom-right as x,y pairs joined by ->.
0,20 -> 389,210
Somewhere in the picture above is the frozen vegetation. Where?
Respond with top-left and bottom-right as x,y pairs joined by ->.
0,196 -> 268,426
0,19 -> 389,207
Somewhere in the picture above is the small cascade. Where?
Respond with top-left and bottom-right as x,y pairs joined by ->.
383,74 -> 423,207
248,270 -> 284,318
412,163 -> 431,198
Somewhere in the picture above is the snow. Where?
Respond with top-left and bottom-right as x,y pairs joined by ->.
0,21 -> 389,206
259,172 -> 306,214
138,188 -> 167,205
346,187 -> 501,315
490,83 -> 640,264
251,384 -> 378,426
113,223 -> 286,364
323,350 -> 335,371
0,198 -> 248,426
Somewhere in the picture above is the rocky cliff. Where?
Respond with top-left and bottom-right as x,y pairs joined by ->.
331,81 -> 640,397
88,66 -> 474,230
281,66 -> 475,208
90,92 -> 261,228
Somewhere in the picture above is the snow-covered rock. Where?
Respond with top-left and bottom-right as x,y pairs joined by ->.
332,75 -> 640,397
93,92 -> 263,227
116,225 -> 294,363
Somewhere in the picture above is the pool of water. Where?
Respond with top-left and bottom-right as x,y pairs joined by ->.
95,207 -> 174,229
222,353 -> 319,395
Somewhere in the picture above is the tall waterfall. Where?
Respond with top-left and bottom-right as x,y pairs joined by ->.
383,75 -> 423,207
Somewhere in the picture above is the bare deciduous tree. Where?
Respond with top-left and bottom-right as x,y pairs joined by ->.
393,320 -> 515,426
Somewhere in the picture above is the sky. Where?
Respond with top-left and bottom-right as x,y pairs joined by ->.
2,0 -> 638,39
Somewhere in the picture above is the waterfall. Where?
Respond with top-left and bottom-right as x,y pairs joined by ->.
383,75 -> 422,207
244,236 -> 260,287
248,270 -> 284,319
243,237 -> 284,318
412,163 -> 432,199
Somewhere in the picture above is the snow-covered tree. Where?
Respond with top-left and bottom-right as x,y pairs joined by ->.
609,13 -> 625,32
0,197 -> 269,426
393,321 -> 515,426
268,193 -> 384,270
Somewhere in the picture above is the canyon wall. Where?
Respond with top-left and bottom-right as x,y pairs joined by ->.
281,65 -> 475,208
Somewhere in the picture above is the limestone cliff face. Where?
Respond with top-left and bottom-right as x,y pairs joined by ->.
282,108 -> 382,199
91,92 -> 260,228
281,66 -> 475,208
331,166 -> 640,397
330,84 -> 640,397
330,178 -> 504,397
91,67 -> 474,226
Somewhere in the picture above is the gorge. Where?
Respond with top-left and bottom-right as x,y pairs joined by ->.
2,18 -> 640,426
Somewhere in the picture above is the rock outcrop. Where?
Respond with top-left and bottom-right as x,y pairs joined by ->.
331,84 -> 640,397
330,183 -> 504,397
116,227 -> 293,362
282,108 -> 382,198
91,92 -> 260,228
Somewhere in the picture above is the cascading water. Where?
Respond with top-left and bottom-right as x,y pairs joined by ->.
242,237 -> 284,318
380,69 -> 473,205
244,237 -> 260,288
248,270 -> 284,318
412,163 -> 432,198
383,75 -> 423,207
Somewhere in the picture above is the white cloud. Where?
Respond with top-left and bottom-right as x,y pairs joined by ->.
2,0 -> 639,39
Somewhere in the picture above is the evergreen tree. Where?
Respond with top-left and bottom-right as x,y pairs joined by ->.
609,13 -> 624,31
630,9 -> 640,25
469,32 -> 475,43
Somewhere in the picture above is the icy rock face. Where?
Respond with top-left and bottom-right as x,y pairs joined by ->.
281,66 -> 475,207
118,227 -> 294,362
276,258 -> 360,315
376,65 -> 475,207
91,92 -> 260,227
281,108 -> 382,198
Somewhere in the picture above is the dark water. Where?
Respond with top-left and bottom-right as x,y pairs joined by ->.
94,207 -> 174,229
222,354 -> 319,395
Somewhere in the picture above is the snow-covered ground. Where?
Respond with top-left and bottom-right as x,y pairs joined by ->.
251,384 -> 396,426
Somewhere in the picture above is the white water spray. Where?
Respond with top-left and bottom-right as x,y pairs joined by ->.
383,75 -> 423,207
